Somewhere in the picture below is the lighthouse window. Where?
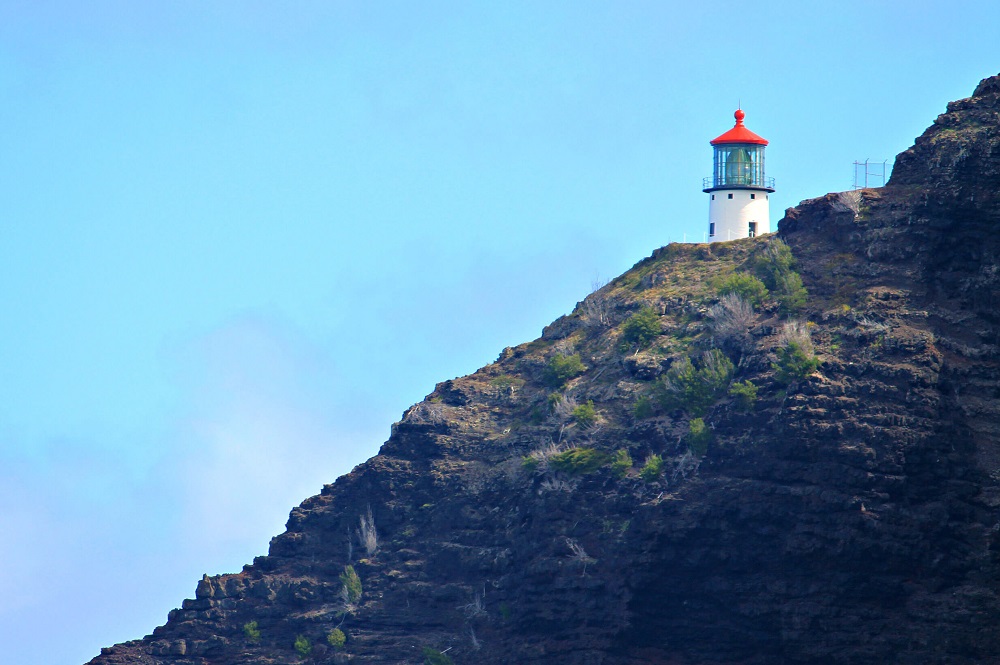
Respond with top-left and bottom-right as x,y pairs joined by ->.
727,193 -> 733,199
724,147 -> 753,185
710,223 -> 715,237
713,144 -> 765,188
711,194 -> 715,200
749,222 -> 757,238
750,193 -> 756,199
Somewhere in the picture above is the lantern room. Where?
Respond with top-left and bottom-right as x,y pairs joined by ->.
703,109 -> 775,241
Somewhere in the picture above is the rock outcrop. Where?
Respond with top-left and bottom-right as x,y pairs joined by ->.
88,74 -> 1000,665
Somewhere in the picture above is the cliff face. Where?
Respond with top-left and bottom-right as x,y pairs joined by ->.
89,74 -> 1000,665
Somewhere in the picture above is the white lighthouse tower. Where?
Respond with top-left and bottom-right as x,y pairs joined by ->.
703,109 -> 775,241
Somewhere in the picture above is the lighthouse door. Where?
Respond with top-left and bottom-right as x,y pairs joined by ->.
748,221 -> 757,238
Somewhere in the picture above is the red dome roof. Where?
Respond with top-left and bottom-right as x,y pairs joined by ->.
710,108 -> 768,145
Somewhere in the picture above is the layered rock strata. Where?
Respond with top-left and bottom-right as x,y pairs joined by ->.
89,74 -> 1000,665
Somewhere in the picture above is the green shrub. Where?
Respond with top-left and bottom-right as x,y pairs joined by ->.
639,454 -> 663,482
521,455 -> 540,473
422,647 -> 454,665
621,306 -> 661,349
327,628 -> 346,650
751,239 -> 808,313
633,394 -> 655,419
490,374 -> 525,396
340,565 -> 362,604
547,392 -> 564,410
728,380 -> 758,411
773,340 -> 820,385
717,272 -> 769,307
542,353 -> 587,388
294,635 -> 311,657
243,620 -> 261,644
571,400 -> 597,428
658,349 -> 734,416
687,418 -> 711,456
776,271 -> 808,313
660,357 -> 698,409
549,447 -> 609,474
610,448 -> 633,478
751,238 -> 796,288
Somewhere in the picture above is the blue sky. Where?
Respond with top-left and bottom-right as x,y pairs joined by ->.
1,2 -> 998,663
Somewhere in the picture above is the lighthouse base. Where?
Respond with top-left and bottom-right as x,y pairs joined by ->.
707,188 -> 771,241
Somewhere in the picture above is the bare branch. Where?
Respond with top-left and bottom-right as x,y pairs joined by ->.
707,293 -> 755,355
356,505 -> 378,558
564,537 -> 597,576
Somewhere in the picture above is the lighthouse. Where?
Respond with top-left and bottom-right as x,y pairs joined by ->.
703,109 -> 775,241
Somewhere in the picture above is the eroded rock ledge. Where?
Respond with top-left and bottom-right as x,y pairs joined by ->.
89,73 -> 1000,665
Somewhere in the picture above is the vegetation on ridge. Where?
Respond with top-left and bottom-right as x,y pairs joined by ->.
89,75 -> 1000,665
542,353 -> 587,387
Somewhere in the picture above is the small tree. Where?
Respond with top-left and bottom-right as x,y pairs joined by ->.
621,306 -> 661,349
327,628 -> 346,650
243,621 -> 261,644
775,271 -> 808,313
751,238 -> 797,288
728,380 -> 758,412
294,635 -> 311,658
751,238 -> 808,314
687,418 -> 712,456
700,349 -> 734,391
610,448 -> 633,478
571,400 -> 597,428
774,341 -> 820,384
659,349 -> 734,416
773,322 -> 820,385
543,353 -> 587,388
639,454 -> 663,482
633,394 -> 655,419
340,565 -> 363,604
717,272 -> 769,307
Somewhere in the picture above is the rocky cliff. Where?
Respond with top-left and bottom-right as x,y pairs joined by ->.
88,74 -> 1000,665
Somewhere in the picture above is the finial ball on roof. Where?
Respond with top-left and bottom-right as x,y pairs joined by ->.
710,108 -> 768,145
